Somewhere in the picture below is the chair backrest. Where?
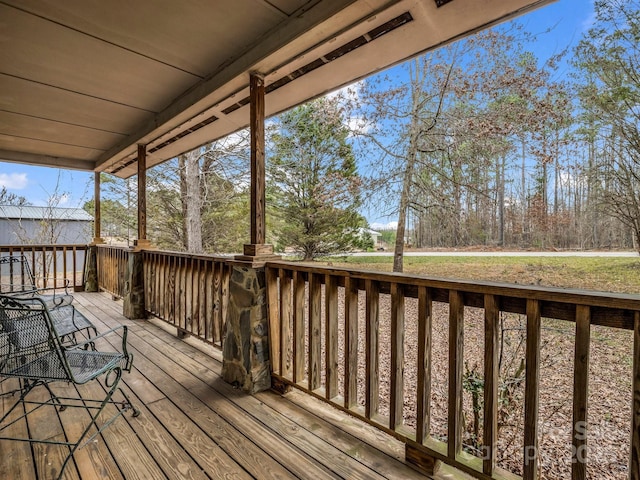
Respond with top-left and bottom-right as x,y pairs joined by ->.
0,295 -> 69,381
0,255 -> 37,295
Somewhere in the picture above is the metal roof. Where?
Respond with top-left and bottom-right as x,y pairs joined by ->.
0,205 -> 93,221
0,0 -> 553,178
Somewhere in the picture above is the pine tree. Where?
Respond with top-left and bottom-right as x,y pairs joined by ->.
268,97 -> 367,260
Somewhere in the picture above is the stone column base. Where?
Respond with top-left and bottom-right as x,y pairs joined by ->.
84,245 -> 99,293
123,250 -> 146,319
221,263 -> 271,393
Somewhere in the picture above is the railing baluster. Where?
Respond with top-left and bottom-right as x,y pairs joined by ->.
195,257 -> 199,334
160,253 -> 165,318
390,283 -> 405,430
53,245 -> 57,289
524,298 -> 541,480
204,259 -> 212,341
157,253 -> 163,319
293,270 -> 306,383
344,276 -> 359,409
365,279 -> 379,419
631,311 -> 640,480
572,305 -> 590,479
196,258 -> 202,335
266,267 -> 280,375
174,256 -> 180,328
221,263 -> 230,345
62,245 -> 67,289
30,249 -> 35,286
154,253 -> 159,312
188,257 -> 193,332
213,260 -> 222,343
168,256 -> 176,324
416,286 -> 432,443
280,269 -> 292,380
103,248 -> 107,292
180,256 -> 185,329
483,294 -> 499,475
199,259 -> 206,337
41,248 -> 47,289
293,271 -> 305,384
325,274 -> 338,400
189,257 -> 196,333
448,290 -> 464,459
308,273 -> 322,391
72,245 -> 77,289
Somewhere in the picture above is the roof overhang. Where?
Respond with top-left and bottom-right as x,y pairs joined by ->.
0,0 -> 554,178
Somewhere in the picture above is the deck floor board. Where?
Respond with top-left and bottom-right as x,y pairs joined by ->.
1,292 -> 436,480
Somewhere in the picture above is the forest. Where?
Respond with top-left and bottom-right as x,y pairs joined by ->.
78,0 -> 639,259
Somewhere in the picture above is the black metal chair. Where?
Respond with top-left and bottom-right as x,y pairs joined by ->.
0,295 -> 139,479
0,254 -> 74,309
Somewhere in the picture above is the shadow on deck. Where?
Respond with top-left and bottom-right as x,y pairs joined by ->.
1,291 -> 461,479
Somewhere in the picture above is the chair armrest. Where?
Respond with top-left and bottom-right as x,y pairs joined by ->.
66,325 -> 134,372
35,277 -> 71,294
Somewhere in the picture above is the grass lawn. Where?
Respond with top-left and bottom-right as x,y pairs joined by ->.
315,255 -> 640,294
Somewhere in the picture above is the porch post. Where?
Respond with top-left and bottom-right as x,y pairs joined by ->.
134,144 -> 152,250
222,73 -> 278,393
123,144 -> 149,319
84,172 -> 104,292
242,72 -> 274,258
93,172 -> 104,244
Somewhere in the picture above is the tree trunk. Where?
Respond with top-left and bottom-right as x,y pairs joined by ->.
521,137 -> 527,244
393,176 -> 410,272
393,66 -> 425,272
498,156 -> 505,246
180,150 -> 204,253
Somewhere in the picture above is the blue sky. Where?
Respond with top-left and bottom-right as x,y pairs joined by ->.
0,0 -> 595,220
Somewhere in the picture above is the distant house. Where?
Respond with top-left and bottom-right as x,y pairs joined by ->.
0,205 -> 93,245
367,229 -> 382,247
357,227 -> 382,249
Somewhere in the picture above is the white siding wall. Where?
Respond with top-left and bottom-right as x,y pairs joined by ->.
0,219 -> 92,245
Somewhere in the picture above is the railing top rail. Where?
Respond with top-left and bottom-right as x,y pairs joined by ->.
0,244 -> 88,251
139,248 -> 232,263
266,260 -> 640,312
95,244 -> 131,251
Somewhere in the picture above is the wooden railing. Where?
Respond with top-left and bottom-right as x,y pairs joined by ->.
142,250 -> 230,348
0,244 -> 88,292
265,261 -> 640,480
96,245 -> 129,298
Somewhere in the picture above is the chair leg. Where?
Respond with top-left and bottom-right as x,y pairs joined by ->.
41,381 -> 65,411
55,367 -> 137,480
0,379 -> 36,426
0,378 -> 53,432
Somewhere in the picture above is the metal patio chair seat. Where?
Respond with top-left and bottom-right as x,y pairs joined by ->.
48,304 -> 98,345
0,295 -> 139,480
0,255 -> 74,309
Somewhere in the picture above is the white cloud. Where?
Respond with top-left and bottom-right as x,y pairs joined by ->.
57,193 -> 70,206
327,81 -> 374,135
347,116 -> 373,134
0,172 -> 28,189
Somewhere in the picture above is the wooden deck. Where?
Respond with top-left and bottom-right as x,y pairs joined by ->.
0,292 -> 459,480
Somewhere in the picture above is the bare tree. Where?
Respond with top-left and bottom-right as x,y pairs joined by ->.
179,150 -> 203,253
574,0 -> 640,253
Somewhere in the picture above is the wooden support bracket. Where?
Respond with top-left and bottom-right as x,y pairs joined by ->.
405,444 -> 441,476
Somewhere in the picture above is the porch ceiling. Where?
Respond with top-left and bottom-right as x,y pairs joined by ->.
0,0 -> 553,178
